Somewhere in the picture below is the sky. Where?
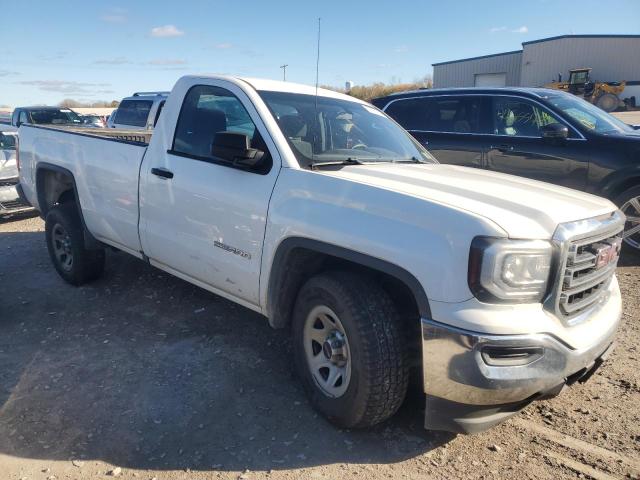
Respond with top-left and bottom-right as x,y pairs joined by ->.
1,0 -> 639,106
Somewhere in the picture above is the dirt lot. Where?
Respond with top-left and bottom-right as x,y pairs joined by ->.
612,111 -> 640,125
0,214 -> 638,480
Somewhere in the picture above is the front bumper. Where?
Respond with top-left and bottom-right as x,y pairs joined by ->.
0,181 -> 34,214
421,310 -> 620,433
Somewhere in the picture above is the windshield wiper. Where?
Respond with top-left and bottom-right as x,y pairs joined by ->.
395,156 -> 427,164
310,157 -> 365,170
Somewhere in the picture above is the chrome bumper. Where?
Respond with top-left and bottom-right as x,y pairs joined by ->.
0,182 -> 33,214
421,314 -> 619,434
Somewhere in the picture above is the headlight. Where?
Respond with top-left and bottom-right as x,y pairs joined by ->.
468,237 -> 552,303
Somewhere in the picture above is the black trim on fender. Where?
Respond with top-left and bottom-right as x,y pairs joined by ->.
267,237 -> 431,326
35,162 -> 101,249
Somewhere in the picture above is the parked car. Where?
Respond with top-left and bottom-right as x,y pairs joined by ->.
19,75 -> 623,434
80,114 -> 106,128
1,127 -> 33,216
106,91 -> 168,130
11,106 -> 84,128
372,88 -> 640,251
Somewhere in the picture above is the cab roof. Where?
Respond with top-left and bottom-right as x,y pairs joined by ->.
178,75 -> 367,104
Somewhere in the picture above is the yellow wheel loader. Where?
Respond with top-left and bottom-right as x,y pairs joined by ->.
545,68 -> 626,112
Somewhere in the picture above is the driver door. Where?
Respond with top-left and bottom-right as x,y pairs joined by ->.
485,96 -> 589,191
139,81 -> 280,308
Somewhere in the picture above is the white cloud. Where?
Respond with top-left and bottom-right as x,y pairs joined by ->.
214,42 -> 233,49
101,7 -> 127,23
489,26 -> 507,33
147,58 -> 187,65
95,57 -> 131,65
102,14 -> 126,23
18,80 -> 110,95
512,25 -> 528,33
150,25 -> 185,38
0,70 -> 18,77
394,45 -> 409,53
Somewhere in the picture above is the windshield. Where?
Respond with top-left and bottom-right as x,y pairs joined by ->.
259,91 -> 436,166
30,108 -> 82,125
542,92 -> 633,134
0,132 -> 17,150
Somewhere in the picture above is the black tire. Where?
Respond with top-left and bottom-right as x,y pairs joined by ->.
614,185 -> 640,252
292,271 -> 409,428
45,203 -> 105,285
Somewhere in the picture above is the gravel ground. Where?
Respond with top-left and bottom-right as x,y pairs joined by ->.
0,214 -> 638,480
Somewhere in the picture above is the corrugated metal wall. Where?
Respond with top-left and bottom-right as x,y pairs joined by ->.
520,37 -> 640,86
433,51 -> 522,87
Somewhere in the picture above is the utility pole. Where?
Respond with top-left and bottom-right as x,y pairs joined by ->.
280,64 -> 288,81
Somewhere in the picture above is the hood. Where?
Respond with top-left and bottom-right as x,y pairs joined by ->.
318,163 -> 616,239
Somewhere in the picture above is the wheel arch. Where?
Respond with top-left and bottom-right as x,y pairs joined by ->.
36,162 -> 100,248
266,237 -> 431,329
598,168 -> 640,203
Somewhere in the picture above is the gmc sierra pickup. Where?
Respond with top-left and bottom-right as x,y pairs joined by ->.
18,75 -> 624,433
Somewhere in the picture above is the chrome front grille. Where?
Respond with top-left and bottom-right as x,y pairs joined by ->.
546,211 -> 625,324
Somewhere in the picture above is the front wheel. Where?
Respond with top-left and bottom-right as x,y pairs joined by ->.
615,186 -> 640,251
292,271 -> 409,428
45,204 -> 105,285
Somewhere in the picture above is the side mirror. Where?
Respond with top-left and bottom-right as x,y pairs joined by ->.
211,132 -> 265,167
541,123 -> 569,140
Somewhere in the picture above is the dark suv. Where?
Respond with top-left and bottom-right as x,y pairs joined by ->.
372,88 -> 640,250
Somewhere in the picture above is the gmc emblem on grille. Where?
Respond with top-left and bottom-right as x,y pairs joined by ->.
595,240 -> 621,269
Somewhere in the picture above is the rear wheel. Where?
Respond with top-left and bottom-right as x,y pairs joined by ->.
615,186 -> 640,251
292,271 -> 409,428
45,204 -> 105,285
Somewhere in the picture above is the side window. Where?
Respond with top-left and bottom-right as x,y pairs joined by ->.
384,98 -> 430,131
492,97 -> 563,137
114,100 -> 153,127
423,97 -> 484,134
172,85 -> 271,171
153,100 -> 165,127
19,111 -> 28,125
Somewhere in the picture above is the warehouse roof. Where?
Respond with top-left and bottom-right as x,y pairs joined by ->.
432,34 -> 640,67
522,33 -> 640,46
432,49 -> 521,67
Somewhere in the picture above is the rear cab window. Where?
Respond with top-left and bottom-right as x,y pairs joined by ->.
114,100 -> 154,127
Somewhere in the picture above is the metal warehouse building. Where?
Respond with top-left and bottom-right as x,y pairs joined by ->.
432,34 -> 640,101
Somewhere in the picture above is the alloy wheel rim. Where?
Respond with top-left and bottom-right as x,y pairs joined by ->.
621,196 -> 640,250
303,305 -> 351,398
52,223 -> 74,272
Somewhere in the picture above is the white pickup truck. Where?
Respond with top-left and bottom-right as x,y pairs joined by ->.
18,75 -> 624,433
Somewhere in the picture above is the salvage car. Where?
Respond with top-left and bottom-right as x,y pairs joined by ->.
107,91 -> 168,130
373,88 -> 640,250
11,106 -> 84,128
1,128 -> 33,216
18,75 -> 623,433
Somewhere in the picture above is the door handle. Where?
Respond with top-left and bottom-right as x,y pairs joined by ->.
151,167 -> 174,179
490,144 -> 514,153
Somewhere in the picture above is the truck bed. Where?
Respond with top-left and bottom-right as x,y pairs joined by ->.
18,123 -> 149,256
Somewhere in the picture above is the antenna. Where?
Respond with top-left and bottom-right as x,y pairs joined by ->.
280,64 -> 288,81
312,17 -> 321,163
315,18 -> 321,94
